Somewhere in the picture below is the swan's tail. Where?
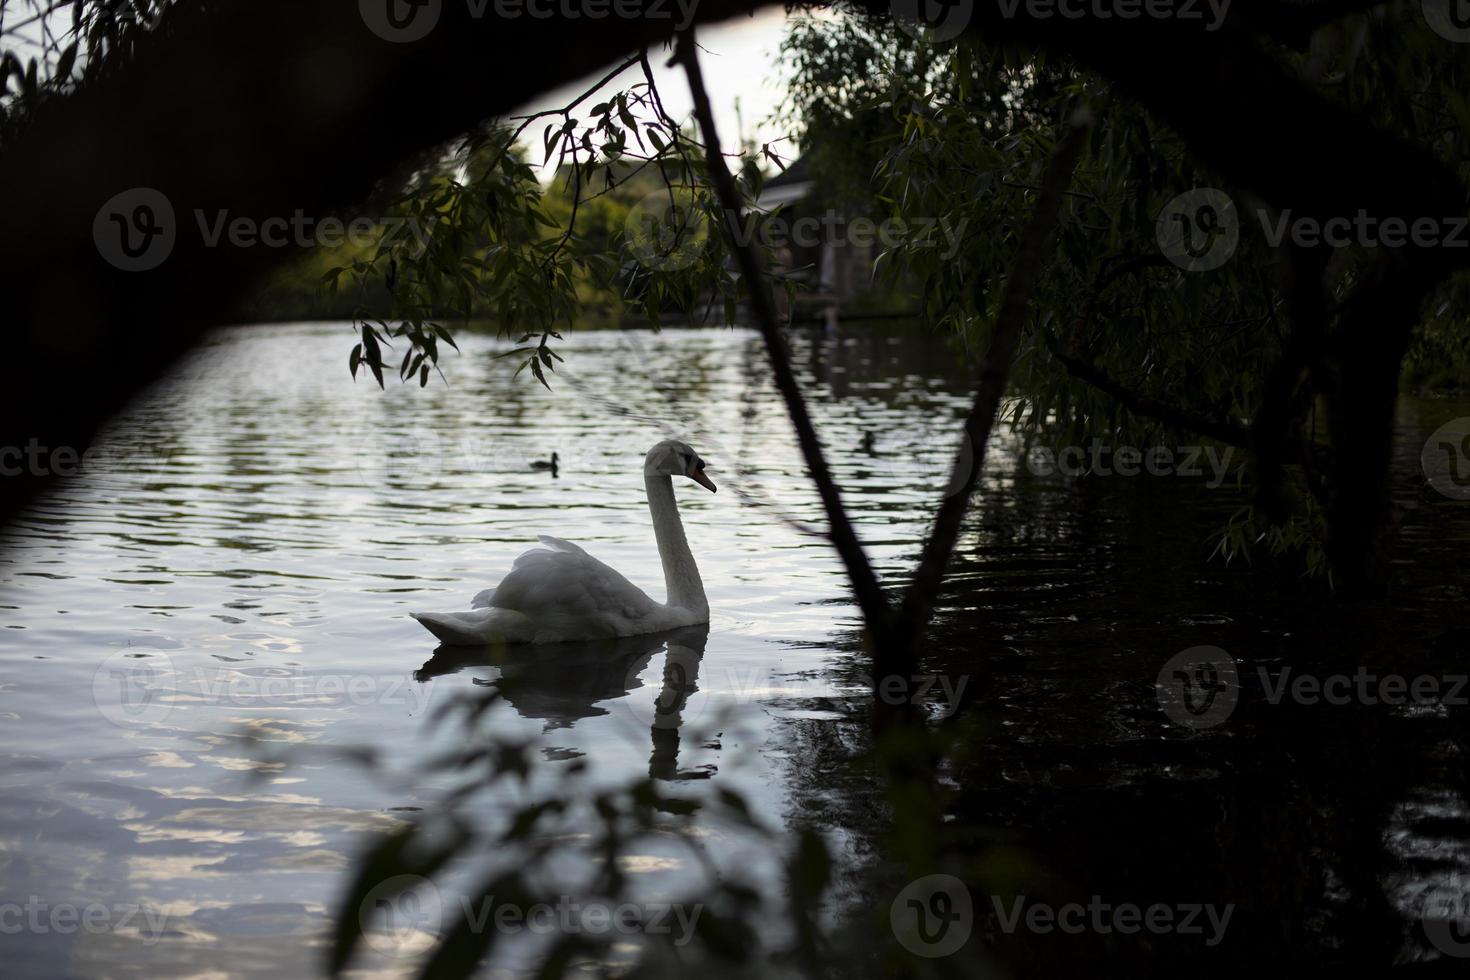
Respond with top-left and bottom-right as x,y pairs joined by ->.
410,607 -> 532,646
411,612 -> 479,645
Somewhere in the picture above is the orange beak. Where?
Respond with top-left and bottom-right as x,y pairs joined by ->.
691,468 -> 717,493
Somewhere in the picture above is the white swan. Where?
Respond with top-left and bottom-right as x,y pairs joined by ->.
411,440 -> 716,645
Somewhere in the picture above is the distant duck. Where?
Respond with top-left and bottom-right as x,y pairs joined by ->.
531,452 -> 559,476
860,432 -> 876,454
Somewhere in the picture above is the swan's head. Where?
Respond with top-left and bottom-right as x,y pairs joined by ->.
645,440 -> 716,493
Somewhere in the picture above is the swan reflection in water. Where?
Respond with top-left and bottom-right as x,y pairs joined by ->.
414,624 -> 710,780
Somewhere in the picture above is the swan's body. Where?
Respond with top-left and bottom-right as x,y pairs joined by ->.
531,452 -> 559,473
411,440 -> 715,646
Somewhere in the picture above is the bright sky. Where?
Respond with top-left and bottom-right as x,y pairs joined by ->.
511,9 -> 804,174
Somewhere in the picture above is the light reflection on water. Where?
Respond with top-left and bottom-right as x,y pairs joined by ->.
0,322 -> 986,976
4,322 -> 1470,974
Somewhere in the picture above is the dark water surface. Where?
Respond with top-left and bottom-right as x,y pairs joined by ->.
1,322 -> 1468,976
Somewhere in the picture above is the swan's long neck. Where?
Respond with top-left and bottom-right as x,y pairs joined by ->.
645,474 -> 707,617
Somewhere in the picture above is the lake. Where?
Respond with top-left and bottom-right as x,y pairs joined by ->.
2,321 -> 1468,976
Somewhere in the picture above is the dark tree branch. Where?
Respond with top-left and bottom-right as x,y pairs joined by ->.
1044,332 -> 1257,449
674,30 -> 894,635
894,111 -> 1093,641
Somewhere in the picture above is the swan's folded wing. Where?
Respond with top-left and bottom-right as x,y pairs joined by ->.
536,534 -> 589,557
490,546 -> 657,624
468,538 -> 581,609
